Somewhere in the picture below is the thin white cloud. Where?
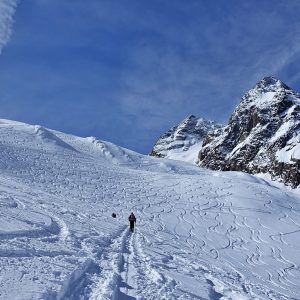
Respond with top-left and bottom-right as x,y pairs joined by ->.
116,1 -> 300,129
0,0 -> 18,53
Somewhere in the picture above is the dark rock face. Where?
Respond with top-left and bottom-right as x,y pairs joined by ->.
198,76 -> 300,188
150,115 -> 222,163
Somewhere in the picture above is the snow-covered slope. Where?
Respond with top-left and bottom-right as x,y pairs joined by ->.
150,115 -> 222,164
198,76 -> 300,188
0,118 -> 300,299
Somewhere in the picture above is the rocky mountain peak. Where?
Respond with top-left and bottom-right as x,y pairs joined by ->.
198,77 -> 300,188
254,76 -> 291,92
234,76 -> 299,115
150,116 -> 222,164
184,114 -> 196,121
177,115 -> 198,131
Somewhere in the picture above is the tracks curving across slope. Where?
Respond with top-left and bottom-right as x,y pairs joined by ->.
86,226 -> 176,300
0,120 -> 300,299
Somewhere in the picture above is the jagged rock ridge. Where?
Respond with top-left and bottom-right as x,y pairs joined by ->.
150,115 -> 222,164
198,76 -> 300,188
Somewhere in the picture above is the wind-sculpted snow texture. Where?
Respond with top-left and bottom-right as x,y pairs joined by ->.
0,118 -> 300,299
198,76 -> 300,188
150,115 -> 222,164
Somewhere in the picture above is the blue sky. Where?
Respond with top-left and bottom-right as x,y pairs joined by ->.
1,0 -> 300,153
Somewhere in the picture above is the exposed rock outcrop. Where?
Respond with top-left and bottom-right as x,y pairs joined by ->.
198,76 -> 300,188
150,115 -> 222,164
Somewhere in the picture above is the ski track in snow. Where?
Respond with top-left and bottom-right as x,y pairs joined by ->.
0,120 -> 299,299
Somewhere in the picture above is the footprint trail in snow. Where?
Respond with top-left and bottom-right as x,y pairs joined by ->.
0,119 -> 299,299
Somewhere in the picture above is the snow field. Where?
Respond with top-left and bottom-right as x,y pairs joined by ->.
0,119 -> 299,299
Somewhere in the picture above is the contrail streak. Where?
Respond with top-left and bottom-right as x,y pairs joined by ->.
0,0 -> 18,53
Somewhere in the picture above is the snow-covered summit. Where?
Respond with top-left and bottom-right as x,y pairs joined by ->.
253,76 -> 291,93
198,76 -> 300,187
150,115 -> 222,164
238,76 -> 299,109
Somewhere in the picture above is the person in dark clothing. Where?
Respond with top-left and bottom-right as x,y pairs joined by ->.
128,212 -> 136,232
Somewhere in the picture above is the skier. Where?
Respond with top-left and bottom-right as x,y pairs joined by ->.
128,212 -> 136,232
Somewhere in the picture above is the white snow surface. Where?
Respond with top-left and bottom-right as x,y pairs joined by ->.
160,142 -> 203,164
152,116 -> 221,164
0,118 -> 300,299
